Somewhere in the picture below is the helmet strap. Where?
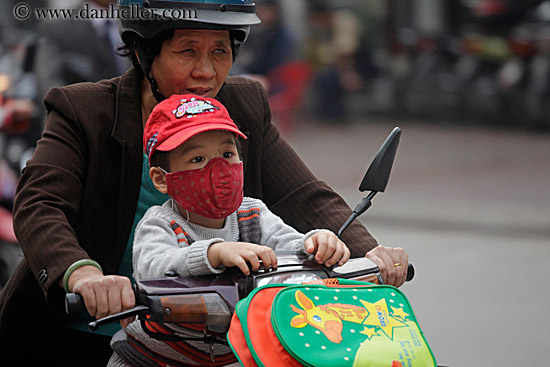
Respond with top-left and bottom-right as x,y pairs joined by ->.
135,40 -> 166,103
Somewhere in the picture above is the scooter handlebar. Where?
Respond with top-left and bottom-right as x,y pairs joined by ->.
65,292 -> 86,316
65,262 -> 415,323
406,263 -> 415,282
65,292 -> 150,331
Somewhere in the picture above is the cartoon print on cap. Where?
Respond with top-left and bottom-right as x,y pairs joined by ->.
173,97 -> 219,119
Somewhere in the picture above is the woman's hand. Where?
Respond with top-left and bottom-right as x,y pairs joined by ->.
365,245 -> 408,287
304,232 -> 351,267
67,266 -> 136,328
207,242 -> 278,275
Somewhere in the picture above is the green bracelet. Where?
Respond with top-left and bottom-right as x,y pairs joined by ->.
62,259 -> 103,293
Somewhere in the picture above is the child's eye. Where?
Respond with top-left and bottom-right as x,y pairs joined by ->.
223,152 -> 233,159
191,156 -> 204,163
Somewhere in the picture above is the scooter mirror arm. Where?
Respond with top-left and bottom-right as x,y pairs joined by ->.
337,191 -> 377,238
354,191 -> 377,217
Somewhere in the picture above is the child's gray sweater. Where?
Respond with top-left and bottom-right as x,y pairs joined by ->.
133,197 -> 327,280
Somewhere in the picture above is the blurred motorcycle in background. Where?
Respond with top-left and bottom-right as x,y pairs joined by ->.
388,0 -> 550,131
0,33 -> 39,289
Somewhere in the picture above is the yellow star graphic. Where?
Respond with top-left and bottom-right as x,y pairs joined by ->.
360,298 -> 406,340
359,326 -> 378,339
391,306 -> 409,320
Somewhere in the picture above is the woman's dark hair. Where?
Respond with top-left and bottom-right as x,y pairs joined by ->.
117,30 -> 175,72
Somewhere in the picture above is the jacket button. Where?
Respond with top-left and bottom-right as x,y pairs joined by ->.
38,269 -> 48,284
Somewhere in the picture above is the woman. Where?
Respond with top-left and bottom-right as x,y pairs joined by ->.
0,1 -> 408,365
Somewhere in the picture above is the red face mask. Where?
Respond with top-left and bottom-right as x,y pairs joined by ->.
164,157 -> 244,219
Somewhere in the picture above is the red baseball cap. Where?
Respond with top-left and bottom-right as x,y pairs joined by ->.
144,94 -> 247,161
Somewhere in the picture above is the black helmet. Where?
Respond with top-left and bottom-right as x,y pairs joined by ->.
118,0 -> 261,43
116,0 -> 261,102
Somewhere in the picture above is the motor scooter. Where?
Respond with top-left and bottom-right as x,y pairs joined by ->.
66,127 -> 424,366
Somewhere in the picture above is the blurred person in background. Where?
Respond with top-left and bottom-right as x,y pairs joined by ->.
34,0 -> 131,110
306,1 -> 365,123
233,0 -> 310,133
234,0 -> 296,78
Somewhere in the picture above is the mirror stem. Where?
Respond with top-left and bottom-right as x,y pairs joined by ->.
354,191 -> 377,216
337,191 -> 377,238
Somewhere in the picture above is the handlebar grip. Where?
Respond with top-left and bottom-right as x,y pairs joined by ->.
406,263 -> 415,282
65,293 -> 87,315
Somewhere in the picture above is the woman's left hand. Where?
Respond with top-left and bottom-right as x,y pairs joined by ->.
365,245 -> 408,287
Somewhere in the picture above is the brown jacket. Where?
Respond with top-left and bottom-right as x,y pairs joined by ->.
0,68 -> 376,355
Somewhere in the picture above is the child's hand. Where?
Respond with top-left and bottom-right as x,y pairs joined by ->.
207,242 -> 278,275
304,232 -> 350,267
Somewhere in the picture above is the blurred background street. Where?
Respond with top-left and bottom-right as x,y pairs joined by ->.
1,0 -> 550,366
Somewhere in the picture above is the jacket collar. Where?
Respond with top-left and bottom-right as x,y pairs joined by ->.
109,67 -> 146,263
111,66 -> 143,147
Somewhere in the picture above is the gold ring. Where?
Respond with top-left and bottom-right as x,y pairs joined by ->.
394,263 -> 402,267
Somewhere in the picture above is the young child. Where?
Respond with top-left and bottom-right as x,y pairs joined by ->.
108,94 -> 350,367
